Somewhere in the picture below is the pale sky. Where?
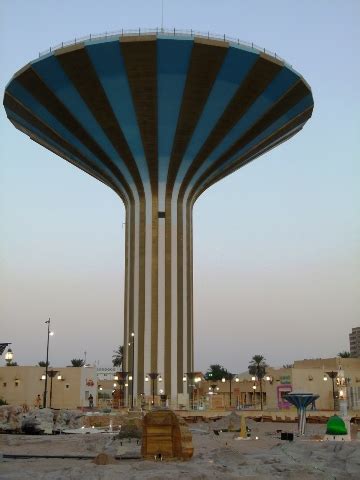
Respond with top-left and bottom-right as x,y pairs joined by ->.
1,0 -> 359,372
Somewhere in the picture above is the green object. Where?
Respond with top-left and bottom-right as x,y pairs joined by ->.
326,415 -> 347,435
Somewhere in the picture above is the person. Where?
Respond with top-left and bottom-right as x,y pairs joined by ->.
35,394 -> 41,408
88,394 -> 94,408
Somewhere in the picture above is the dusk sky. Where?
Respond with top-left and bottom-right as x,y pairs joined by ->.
1,0 -> 359,372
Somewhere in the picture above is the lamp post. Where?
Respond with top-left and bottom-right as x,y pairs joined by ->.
184,372 -> 202,409
146,372 -> 160,406
47,370 -> 59,408
324,371 -> 338,410
128,332 -> 135,409
43,318 -> 54,408
115,371 -> 128,407
221,373 -> 239,408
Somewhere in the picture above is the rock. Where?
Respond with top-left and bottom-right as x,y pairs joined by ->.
53,409 -> 84,431
0,405 -> 23,432
92,453 -> 117,465
21,408 -> 53,434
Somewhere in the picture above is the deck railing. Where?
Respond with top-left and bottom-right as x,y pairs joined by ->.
38,27 -> 292,68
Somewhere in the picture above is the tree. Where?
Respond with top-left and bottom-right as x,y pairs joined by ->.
112,345 -> 124,369
282,363 -> 293,369
38,361 -> 49,367
248,355 -> 268,411
70,358 -> 85,367
204,364 -> 229,381
338,351 -> 351,358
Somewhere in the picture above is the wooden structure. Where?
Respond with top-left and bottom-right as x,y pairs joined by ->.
141,409 -> 193,460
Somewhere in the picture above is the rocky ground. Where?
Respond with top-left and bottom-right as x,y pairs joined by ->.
1,420 -> 359,479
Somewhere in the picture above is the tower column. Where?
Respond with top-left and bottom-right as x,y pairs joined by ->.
124,190 -> 193,403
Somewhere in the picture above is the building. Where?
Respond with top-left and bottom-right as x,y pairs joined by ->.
350,327 -> 360,357
0,366 -> 97,409
4,30 -> 314,403
195,357 -> 360,412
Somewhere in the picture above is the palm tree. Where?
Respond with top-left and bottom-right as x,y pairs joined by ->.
112,345 -> 124,369
70,358 -> 85,367
338,351 -> 351,358
248,355 -> 268,410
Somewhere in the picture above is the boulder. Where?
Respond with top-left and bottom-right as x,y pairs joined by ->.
21,408 -> 54,434
53,409 -> 84,431
0,405 -> 23,432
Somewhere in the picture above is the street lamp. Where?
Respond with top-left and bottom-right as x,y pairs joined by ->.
115,371 -> 129,407
128,332 -> 135,409
184,372 -> 202,409
5,348 -> 14,365
221,373 -> 238,408
43,318 -> 54,408
146,372 -> 160,406
47,370 -> 59,408
324,370 -> 338,410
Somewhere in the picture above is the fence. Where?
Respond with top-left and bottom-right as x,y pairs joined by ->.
38,27 -> 292,68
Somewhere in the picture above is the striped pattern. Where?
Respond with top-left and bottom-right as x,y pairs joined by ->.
3,33 -> 314,402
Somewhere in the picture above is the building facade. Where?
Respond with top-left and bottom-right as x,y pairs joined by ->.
4,31 -> 314,403
0,366 -> 98,409
350,327 -> 360,357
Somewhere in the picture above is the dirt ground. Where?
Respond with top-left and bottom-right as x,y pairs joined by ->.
0,421 -> 359,479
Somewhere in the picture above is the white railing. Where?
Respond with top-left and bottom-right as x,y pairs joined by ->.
38,27 -> 292,68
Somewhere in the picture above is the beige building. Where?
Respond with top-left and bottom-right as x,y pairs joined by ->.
0,366 -> 97,409
1,358 -> 359,412
194,357 -> 360,412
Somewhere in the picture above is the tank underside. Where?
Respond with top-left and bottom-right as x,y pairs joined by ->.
4,32 -> 313,402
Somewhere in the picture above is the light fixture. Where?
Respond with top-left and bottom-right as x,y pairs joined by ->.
208,387 -> 212,391
145,375 -> 149,382
114,375 -> 119,381
339,389 -> 344,399
252,385 -> 257,390
158,376 -> 162,382
221,377 -> 226,383
57,374 -> 62,380
129,375 -> 133,381
128,342 -> 131,346
99,387 -> 103,391
235,377 -> 239,383
49,331 -> 54,336
195,376 -> 201,383
159,389 -> 164,394
113,383 -> 117,387
41,374 -> 46,380
131,332 -> 135,337
251,376 -> 256,381
125,383 -> 128,387
266,376 -> 271,381
182,375 -> 187,382
216,386 -> 220,391
5,348 -> 13,362
323,375 -> 328,381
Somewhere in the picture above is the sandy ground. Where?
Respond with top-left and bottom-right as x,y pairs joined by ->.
0,421 -> 359,479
